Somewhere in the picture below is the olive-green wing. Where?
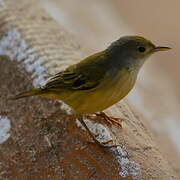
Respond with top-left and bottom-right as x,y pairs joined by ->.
45,70 -> 99,91
44,52 -> 107,91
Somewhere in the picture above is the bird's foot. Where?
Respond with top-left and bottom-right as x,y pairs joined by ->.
94,112 -> 124,128
77,116 -> 119,148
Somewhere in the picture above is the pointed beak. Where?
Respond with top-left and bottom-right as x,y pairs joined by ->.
151,46 -> 171,53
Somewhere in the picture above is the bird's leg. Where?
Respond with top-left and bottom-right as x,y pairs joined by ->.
77,116 -> 118,148
95,112 -> 124,128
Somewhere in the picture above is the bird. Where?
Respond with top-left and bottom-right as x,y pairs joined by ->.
13,36 -> 171,147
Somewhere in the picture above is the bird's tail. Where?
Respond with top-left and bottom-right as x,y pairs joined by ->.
12,88 -> 43,100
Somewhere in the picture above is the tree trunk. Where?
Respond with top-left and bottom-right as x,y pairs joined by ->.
0,0 -> 177,179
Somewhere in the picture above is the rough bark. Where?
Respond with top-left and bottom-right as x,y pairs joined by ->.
0,0 -> 177,179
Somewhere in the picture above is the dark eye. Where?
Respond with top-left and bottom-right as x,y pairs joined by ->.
138,47 -> 146,52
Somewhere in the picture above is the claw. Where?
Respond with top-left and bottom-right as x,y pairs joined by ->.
95,112 -> 124,128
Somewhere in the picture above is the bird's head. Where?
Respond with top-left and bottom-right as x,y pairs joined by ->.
107,36 -> 171,70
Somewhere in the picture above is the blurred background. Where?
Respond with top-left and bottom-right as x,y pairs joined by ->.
41,0 -> 180,174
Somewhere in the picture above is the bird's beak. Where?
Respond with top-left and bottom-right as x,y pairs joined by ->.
151,46 -> 171,53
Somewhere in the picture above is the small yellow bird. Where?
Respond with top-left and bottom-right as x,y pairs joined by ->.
13,36 -> 170,147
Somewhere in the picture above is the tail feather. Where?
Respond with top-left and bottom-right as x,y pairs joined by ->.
12,88 -> 43,100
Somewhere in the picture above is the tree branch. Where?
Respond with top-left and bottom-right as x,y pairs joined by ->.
0,0 -> 177,179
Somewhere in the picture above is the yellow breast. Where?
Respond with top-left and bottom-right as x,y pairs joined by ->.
63,69 -> 137,115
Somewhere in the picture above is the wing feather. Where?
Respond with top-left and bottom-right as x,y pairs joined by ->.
44,51 -> 107,91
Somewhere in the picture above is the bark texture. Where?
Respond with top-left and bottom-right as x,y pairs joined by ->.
0,0 -> 177,179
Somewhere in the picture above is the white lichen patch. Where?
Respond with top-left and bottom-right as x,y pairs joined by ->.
76,118 -> 112,142
0,30 -> 48,87
60,102 -> 73,115
0,116 -> 11,144
76,118 -> 141,179
111,147 -> 141,179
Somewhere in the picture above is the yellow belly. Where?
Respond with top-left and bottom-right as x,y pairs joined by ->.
62,70 -> 137,115
42,70 -> 137,115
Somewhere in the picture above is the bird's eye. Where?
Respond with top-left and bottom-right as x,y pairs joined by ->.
138,47 -> 146,52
